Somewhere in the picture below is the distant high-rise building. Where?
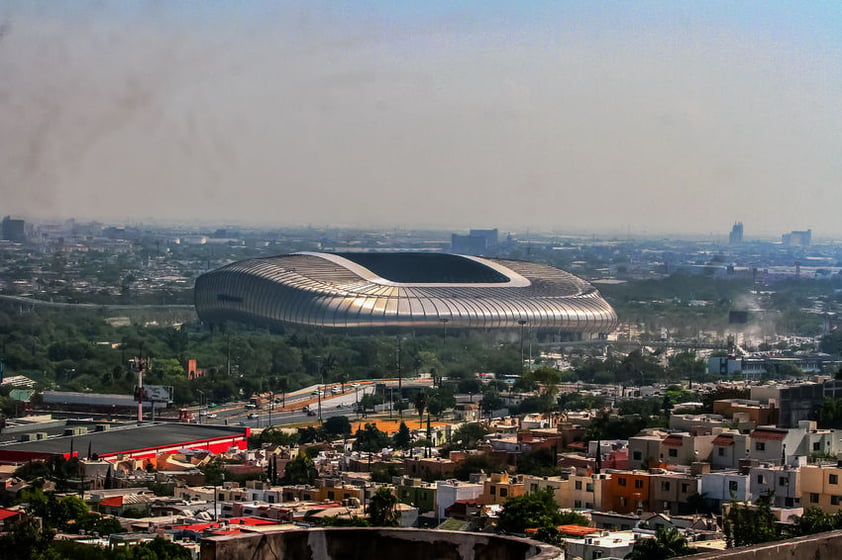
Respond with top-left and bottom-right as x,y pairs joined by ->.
1,216 -> 25,242
782,229 -> 811,247
451,228 -> 498,255
729,222 -> 743,245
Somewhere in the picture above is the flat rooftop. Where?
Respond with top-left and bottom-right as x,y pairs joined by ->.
0,423 -> 248,460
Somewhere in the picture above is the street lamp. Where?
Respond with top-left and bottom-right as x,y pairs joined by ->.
518,319 -> 527,368
214,472 -> 225,522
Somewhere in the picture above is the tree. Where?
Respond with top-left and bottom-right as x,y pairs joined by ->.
724,494 -> 777,547
480,389 -> 503,414
448,423 -> 488,450
323,415 -> 352,438
497,489 -> 571,534
453,453 -> 506,481
392,421 -> 412,450
358,393 -> 382,416
283,453 -> 317,485
516,448 -> 559,477
201,456 -> 227,486
427,386 -> 456,418
353,423 -> 390,453
367,486 -> 400,526
413,390 -> 428,426
791,507 -> 842,536
627,527 -> 692,560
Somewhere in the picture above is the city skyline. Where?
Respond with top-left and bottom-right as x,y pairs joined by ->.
1,2 -> 840,236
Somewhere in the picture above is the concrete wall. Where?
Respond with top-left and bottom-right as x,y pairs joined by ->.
201,528 -> 562,560
690,530 -> 842,560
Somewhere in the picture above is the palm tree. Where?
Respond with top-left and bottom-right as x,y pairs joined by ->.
626,527 -> 691,560
413,390 -> 428,429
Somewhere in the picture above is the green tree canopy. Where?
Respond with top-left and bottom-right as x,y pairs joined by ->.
367,487 -> 400,527
353,423 -> 390,453
626,527 -> 692,560
724,494 -> 778,548
283,453 -> 318,485
392,421 -> 412,450
323,415 -> 352,438
497,489 -> 577,534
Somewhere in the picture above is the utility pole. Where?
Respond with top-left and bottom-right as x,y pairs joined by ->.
397,336 -> 403,418
316,356 -> 323,422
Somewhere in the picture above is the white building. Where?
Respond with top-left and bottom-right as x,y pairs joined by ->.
436,479 -> 484,522
565,530 -> 637,560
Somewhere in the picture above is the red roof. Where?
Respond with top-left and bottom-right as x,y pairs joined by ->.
751,428 -> 787,441
99,496 -> 124,508
0,509 -> 21,521
662,435 -> 684,447
227,517 -> 277,526
712,435 -> 735,447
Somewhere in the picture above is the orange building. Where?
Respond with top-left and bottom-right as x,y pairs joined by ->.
606,471 -> 650,513
482,472 -> 525,505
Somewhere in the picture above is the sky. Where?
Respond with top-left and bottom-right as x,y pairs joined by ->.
1,1 -> 840,238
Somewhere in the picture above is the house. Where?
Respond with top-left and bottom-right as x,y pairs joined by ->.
799,463 -> 842,513
750,460 -> 803,509
436,479 -> 484,522
711,432 -> 751,469
481,472 -> 524,505
699,471 -> 751,512
565,530 -> 637,560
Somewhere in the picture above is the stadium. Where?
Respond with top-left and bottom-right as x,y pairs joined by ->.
194,252 -> 617,335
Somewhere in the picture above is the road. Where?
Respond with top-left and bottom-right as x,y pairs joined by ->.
196,383 -> 377,428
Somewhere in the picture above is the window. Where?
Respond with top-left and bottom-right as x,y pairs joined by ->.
635,480 -> 644,489
575,480 -> 583,490
779,477 -> 789,487
618,478 -> 627,487
575,499 -> 582,508
681,483 -> 689,493
661,481 -> 671,491
499,488 -> 508,498
811,493 -> 819,503
619,497 -> 627,507
729,481 -> 739,493
586,483 -> 594,492
831,474 -> 839,485
490,486 -> 496,495
814,442 -> 822,452
757,475 -> 766,485
832,495 -> 841,506
530,484 -> 538,493
718,447 -> 725,456
756,442 -> 766,451
668,448 -> 678,458
327,491 -> 335,500
633,451 -> 642,461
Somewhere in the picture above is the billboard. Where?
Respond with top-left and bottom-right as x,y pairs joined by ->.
134,385 -> 174,403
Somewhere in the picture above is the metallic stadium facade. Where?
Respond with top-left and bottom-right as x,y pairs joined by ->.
194,252 -> 618,334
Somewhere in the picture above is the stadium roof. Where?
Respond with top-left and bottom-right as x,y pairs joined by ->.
194,252 -> 618,332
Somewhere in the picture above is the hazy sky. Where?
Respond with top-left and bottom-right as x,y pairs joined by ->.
1,1 -> 840,237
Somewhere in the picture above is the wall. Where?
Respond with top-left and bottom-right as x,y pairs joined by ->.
201,528 -> 562,560
691,530 -> 842,560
